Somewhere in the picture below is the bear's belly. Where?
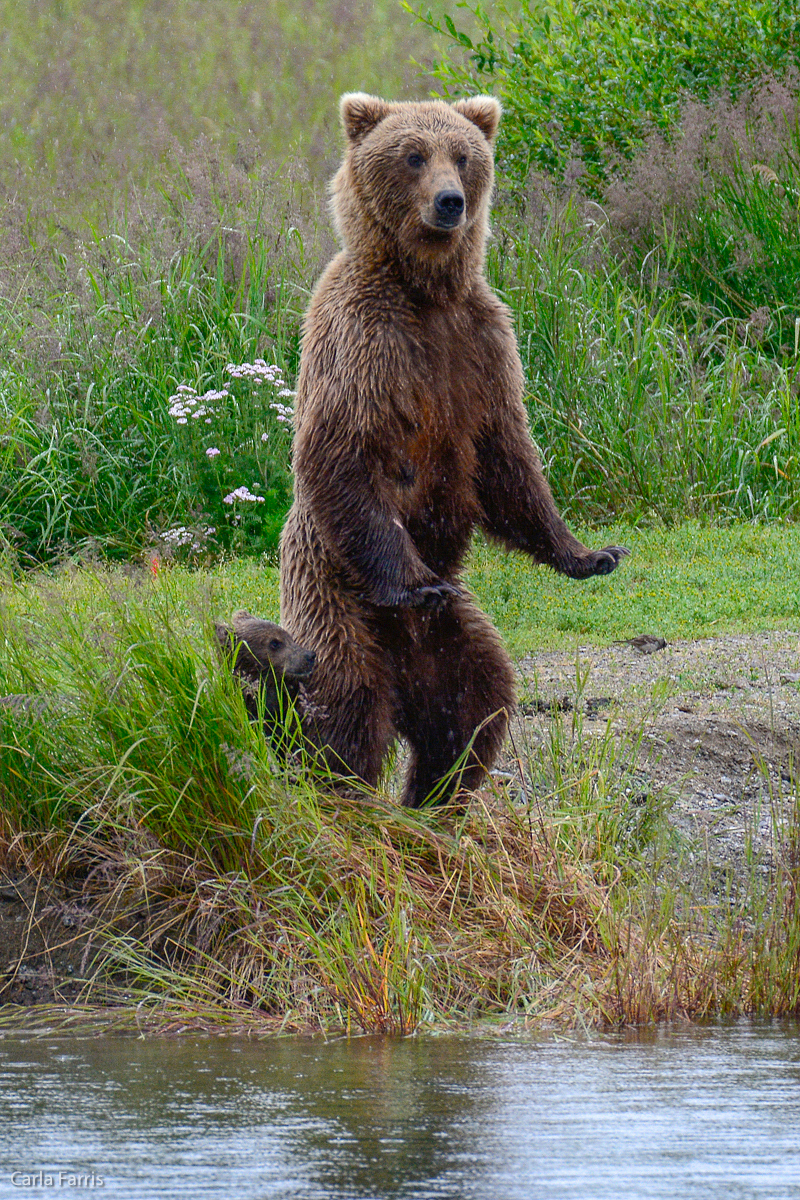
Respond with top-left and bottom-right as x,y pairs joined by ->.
390,419 -> 481,573
400,476 -> 478,576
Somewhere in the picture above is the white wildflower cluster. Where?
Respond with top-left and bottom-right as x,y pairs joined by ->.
168,363 -> 296,433
223,486 -> 265,504
269,401 -> 295,425
158,524 -> 216,551
227,360 -> 296,424
225,359 -> 285,386
205,446 -> 221,458
167,383 -> 225,425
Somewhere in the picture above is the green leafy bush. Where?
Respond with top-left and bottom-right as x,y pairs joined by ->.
410,0 -> 800,191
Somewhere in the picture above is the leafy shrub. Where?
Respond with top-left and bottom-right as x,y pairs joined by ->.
410,0 -> 800,192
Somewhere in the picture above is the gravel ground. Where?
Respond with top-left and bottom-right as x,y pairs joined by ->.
513,630 -> 800,877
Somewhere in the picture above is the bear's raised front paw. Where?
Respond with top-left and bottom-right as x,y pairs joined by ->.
586,545 -> 630,576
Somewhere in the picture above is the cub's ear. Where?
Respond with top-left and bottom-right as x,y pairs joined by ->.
453,95 -> 501,143
340,92 -> 393,143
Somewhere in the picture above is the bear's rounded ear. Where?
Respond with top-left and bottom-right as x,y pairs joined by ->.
453,95 -> 502,143
340,92 -> 393,143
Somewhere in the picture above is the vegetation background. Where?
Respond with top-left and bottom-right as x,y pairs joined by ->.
1,0 -> 800,1031
1,0 -> 798,566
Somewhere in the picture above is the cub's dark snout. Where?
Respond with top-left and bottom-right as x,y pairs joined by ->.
297,649 -> 316,678
434,189 -> 465,226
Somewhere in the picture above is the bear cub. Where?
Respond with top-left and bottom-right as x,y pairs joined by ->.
215,611 -> 315,733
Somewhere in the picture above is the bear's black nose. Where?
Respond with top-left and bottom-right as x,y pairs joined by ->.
434,190 -> 465,226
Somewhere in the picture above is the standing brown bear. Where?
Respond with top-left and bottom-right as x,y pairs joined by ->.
280,93 -> 627,806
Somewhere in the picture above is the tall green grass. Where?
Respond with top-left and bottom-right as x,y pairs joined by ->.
2,562 -> 800,1029
3,179 -> 799,567
490,209 -> 800,523
0,0 -> 443,566
0,193 -> 315,564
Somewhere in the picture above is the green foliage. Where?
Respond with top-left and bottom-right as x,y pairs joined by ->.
487,205 -> 800,525
0,1 -> 797,560
600,81 -> 800,354
0,568 -> 615,1027
0,203 -> 307,565
409,0 -> 799,190
3,557 -> 800,1027
668,152 -> 800,352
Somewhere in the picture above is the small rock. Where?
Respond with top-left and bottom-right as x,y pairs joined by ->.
614,636 -> 668,655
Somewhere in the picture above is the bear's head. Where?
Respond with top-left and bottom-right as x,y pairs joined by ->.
331,93 -> 501,298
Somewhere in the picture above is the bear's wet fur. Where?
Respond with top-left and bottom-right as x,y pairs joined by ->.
280,93 -> 628,806
215,611 -> 316,732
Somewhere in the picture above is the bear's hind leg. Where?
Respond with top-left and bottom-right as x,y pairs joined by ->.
392,600 -> 516,808
307,676 -> 396,790
289,616 -> 397,790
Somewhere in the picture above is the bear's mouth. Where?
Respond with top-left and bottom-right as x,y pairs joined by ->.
431,216 -> 464,232
420,215 -> 465,237
290,654 -> 317,681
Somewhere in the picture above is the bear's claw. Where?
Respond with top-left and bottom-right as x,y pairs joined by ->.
589,545 -> 630,575
562,545 -> 630,578
408,581 -> 463,609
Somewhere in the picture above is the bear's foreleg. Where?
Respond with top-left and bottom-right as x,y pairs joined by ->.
477,400 -> 629,577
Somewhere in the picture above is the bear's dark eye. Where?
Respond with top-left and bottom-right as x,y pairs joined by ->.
456,154 -> 468,169
407,152 -> 425,169
268,638 -> 283,652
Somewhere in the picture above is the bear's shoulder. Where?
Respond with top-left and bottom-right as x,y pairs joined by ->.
303,254 -> 421,356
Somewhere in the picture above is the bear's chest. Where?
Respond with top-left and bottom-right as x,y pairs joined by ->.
393,308 -> 488,477
386,343 -> 485,557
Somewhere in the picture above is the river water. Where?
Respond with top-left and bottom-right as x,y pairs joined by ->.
1,1020 -> 798,1199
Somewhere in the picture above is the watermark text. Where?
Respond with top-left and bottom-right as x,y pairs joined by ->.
10,1172 -> 104,1190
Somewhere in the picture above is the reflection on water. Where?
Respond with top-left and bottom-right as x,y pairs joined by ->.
1,1021 -> 799,1199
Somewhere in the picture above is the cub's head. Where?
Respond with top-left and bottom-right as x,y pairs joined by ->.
331,93 -> 501,276
215,611 -> 316,713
